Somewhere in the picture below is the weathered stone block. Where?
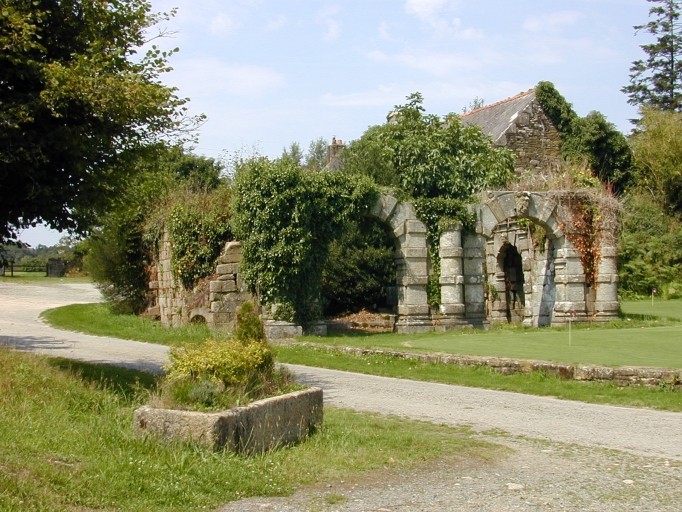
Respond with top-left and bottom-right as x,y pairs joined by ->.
216,263 -> 239,275
264,321 -> 303,339
133,388 -> 323,453
210,280 -> 237,293
369,193 -> 398,222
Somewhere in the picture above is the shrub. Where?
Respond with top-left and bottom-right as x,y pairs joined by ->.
234,302 -> 266,342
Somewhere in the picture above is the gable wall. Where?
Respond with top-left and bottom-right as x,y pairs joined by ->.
502,100 -> 562,174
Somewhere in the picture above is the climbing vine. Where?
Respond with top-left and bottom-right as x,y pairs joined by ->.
413,197 -> 474,307
232,157 -> 378,325
146,186 -> 233,290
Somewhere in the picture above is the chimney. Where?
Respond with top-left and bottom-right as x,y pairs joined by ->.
327,136 -> 345,166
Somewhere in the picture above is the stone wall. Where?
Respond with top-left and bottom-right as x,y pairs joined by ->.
146,233 -> 254,331
281,342 -> 682,390
503,100 -> 562,174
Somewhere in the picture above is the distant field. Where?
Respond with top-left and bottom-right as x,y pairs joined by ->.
620,299 -> 682,320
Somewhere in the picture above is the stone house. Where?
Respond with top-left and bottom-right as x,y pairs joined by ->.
461,88 -> 562,174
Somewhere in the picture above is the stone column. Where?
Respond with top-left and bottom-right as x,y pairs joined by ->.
437,222 -> 469,330
463,233 -> 488,328
553,245 -> 587,325
394,219 -> 433,333
593,246 -> 619,322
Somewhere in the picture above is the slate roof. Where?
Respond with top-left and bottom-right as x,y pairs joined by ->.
461,89 -> 536,145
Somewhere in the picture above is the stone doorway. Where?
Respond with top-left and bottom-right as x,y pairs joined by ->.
499,243 -> 525,323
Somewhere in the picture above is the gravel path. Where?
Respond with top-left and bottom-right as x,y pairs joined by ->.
1,280 -> 681,511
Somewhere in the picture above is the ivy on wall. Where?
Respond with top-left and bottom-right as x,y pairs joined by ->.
535,81 -> 632,192
146,186 -> 233,290
232,158 -> 378,324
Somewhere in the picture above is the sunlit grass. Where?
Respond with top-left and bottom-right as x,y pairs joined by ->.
0,348 -> 495,511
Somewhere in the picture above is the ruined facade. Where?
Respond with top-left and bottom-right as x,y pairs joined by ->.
461,88 -> 562,174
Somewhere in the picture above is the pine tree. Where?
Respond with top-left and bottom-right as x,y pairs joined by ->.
622,0 -> 682,112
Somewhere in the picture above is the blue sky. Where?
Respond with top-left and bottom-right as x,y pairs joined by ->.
22,0 -> 651,246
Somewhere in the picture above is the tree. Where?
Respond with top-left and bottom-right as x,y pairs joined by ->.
304,137 -> 328,171
629,107 -> 682,213
622,0 -> 682,112
341,92 -> 514,201
0,0 -> 201,244
536,81 -> 633,192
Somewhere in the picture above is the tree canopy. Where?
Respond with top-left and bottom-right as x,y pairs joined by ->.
535,81 -> 633,192
622,0 -> 682,112
0,0 -> 200,243
341,93 -> 514,201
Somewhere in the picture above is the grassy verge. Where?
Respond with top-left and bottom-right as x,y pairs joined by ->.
0,274 -> 92,283
275,344 -> 682,411
42,303 -> 214,345
0,347 -> 495,511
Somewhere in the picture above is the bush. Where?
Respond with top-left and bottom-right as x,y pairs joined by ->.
234,302 -> 266,342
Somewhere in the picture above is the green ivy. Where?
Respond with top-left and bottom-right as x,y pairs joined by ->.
165,187 -> 232,290
232,158 -> 378,324
536,81 -> 632,192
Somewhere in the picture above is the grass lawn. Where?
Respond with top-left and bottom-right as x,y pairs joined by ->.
42,303 -> 214,345
621,299 -> 682,320
295,300 -> 682,369
0,348 -> 495,511
41,300 -> 682,411
0,274 -> 92,283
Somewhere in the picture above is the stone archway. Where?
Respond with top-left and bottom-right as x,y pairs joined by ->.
465,190 -> 619,326
366,194 -> 433,333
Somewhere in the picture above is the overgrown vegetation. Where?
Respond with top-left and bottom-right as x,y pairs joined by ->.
86,147 -> 226,313
232,157 -> 378,324
157,302 -> 295,410
535,81 -> 633,192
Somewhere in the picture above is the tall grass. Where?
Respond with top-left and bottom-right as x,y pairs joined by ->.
0,348 -> 493,511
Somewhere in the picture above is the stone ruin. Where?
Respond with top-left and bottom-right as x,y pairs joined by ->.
145,88 -> 619,336
145,189 -> 619,336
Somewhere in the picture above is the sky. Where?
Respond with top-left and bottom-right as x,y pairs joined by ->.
20,0 -> 652,246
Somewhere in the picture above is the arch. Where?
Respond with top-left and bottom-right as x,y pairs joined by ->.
365,193 -> 432,333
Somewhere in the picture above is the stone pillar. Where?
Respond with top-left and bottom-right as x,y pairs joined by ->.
553,245 -> 587,325
437,223 -> 469,330
593,246 -> 619,322
394,218 -> 433,333
463,234 -> 488,328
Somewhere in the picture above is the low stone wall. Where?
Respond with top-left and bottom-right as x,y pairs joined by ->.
277,342 -> 682,390
133,387 -> 323,453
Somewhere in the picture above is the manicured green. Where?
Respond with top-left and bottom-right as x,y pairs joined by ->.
0,274 -> 91,283
275,344 -> 682,411
0,348 -> 494,511
621,299 -> 682,320
299,325 -> 682,368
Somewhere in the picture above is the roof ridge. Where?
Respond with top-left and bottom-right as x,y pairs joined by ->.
461,88 -> 535,118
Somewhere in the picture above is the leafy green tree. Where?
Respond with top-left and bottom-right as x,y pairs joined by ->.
322,218 -> 396,316
0,0 -> 200,243
342,93 -> 514,201
536,82 -> 633,191
281,142 -> 304,167
622,0 -> 682,112
629,107 -> 682,213
87,148 -> 225,313
618,192 -> 682,296
305,137 -> 328,171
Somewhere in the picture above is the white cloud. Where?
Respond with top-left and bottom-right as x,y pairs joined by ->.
378,21 -> 394,41
320,85 -> 403,107
523,11 -> 581,33
367,50 -> 388,61
208,13 -> 234,36
266,14 -> 287,31
366,49 -> 487,76
170,58 -> 284,98
318,6 -> 341,41
405,0 -> 452,20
